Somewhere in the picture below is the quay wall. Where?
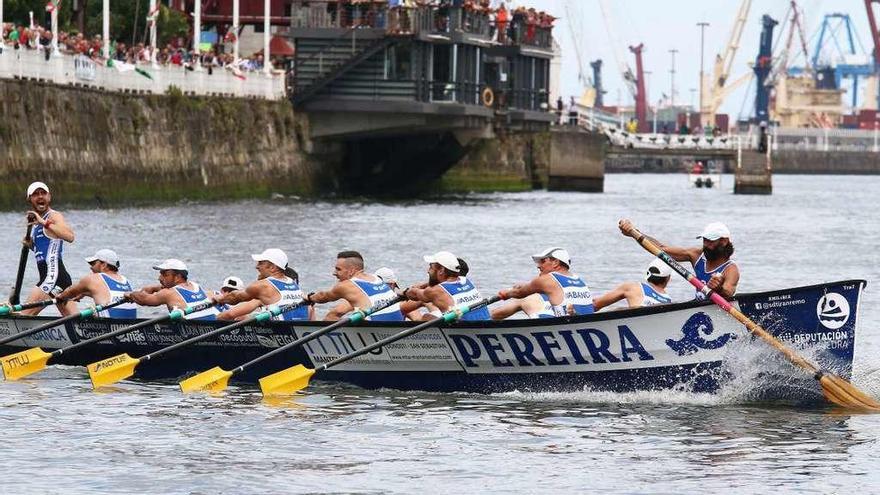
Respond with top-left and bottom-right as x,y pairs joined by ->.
772,151 -> 880,174
439,132 -> 550,192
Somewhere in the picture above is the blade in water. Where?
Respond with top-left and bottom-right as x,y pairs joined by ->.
87,353 -> 141,389
1,347 -> 52,380
179,367 -> 233,393
259,364 -> 315,397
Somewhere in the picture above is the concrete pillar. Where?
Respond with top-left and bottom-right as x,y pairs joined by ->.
102,0 -> 109,58
233,0 -> 240,62
50,4 -> 58,51
547,129 -> 605,192
263,0 -> 271,74
194,0 -> 201,67
149,0 -> 158,65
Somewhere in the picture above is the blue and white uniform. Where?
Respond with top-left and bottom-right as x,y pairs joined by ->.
351,275 -> 403,322
263,276 -> 309,321
97,273 -> 137,318
31,210 -> 72,296
640,282 -> 672,307
693,254 -> 736,300
438,276 -> 490,320
213,291 -> 231,313
548,272 -> 594,316
528,294 -> 556,319
173,283 -> 219,321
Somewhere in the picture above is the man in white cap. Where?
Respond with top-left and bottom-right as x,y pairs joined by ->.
213,276 -> 244,313
402,251 -> 491,321
19,181 -> 78,316
126,259 -> 219,320
307,251 -> 406,321
592,259 -> 673,311
618,219 -> 739,300
213,249 -> 312,321
498,247 -> 594,316
55,249 -> 138,318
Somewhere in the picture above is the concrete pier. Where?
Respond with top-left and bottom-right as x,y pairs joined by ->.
734,149 -> 773,195
547,129 -> 606,192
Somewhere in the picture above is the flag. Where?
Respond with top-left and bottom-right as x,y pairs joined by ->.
108,59 -> 135,72
135,68 -> 154,80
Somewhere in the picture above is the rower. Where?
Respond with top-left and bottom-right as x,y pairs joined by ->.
402,251 -> 491,321
618,219 -> 739,300
19,182 -> 78,316
327,266 -> 423,321
214,248 -> 312,321
55,249 -> 138,318
126,259 -> 219,320
498,247 -> 594,316
592,259 -> 673,311
491,294 -> 554,320
213,276 -> 244,312
307,251 -> 405,321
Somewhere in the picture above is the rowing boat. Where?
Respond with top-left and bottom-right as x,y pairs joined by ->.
0,280 -> 865,398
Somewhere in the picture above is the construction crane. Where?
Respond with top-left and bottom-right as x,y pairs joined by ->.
868,0 -> 880,108
629,44 -> 648,132
771,0 -> 812,82
700,0 -> 753,127
597,0 -> 638,102
754,15 -> 779,123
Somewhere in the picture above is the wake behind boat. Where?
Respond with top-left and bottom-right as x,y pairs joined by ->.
0,280 -> 865,400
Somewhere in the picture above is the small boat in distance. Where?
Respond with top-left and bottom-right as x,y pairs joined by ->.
688,160 -> 723,188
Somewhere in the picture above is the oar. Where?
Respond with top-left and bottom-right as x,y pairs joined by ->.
258,295 -> 501,397
88,300 -> 311,389
0,301 -> 215,381
0,297 -> 66,317
180,296 -> 404,393
9,225 -> 33,305
0,299 -> 125,347
624,223 -> 880,412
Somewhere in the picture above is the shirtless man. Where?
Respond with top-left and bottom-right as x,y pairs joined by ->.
126,259 -> 219,320
307,251 -> 405,321
498,247 -> 594,316
618,219 -> 739,300
214,248 -> 312,321
56,249 -> 138,318
592,259 -> 673,311
403,251 -> 491,321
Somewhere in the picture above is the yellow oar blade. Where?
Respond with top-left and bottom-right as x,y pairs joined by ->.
259,364 -> 316,397
1,347 -> 52,380
87,353 -> 141,389
179,367 -> 233,393
819,373 -> 880,412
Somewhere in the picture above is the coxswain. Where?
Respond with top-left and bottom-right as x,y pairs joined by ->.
402,251 -> 491,321
498,247 -> 594,316
307,251 -> 406,321
592,259 -> 673,311
126,259 -> 219,320
19,182 -> 78,315
618,219 -> 739,299
55,249 -> 138,318
214,249 -> 313,321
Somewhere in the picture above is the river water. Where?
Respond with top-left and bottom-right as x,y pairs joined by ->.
1,174 -> 878,494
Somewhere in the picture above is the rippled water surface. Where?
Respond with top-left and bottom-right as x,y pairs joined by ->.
1,174 -> 879,493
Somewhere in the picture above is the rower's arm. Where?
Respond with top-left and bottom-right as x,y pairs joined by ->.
324,300 -> 353,321
220,283 -> 263,305
127,288 -> 169,307
44,211 -> 75,243
490,299 -> 524,320
502,276 -> 548,300
592,282 -> 640,312
217,299 -> 261,321
618,218 -> 699,263
308,283 -> 346,304
57,276 -> 93,302
711,264 -> 740,299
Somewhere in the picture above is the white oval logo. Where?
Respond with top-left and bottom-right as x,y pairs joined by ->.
816,293 -> 850,330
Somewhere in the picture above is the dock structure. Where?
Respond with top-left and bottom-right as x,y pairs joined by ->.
735,135 -> 773,195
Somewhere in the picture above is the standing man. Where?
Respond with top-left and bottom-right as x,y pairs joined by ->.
55,249 -> 138,318
214,248 -> 312,321
126,259 -> 219,320
402,251 -> 491,321
498,247 -> 594,316
592,259 -> 673,311
618,219 -> 739,300
20,181 -> 78,316
307,251 -> 404,321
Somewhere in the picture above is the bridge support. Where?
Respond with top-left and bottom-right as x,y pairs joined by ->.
734,137 -> 773,195
547,128 -> 605,192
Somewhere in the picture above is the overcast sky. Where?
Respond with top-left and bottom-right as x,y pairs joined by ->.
534,0 -> 876,117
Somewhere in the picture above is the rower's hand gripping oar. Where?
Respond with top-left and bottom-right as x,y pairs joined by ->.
258,295 -> 502,397
0,301 -> 216,381
0,297 -> 68,317
0,298 -> 123,347
9,225 -> 33,306
622,221 -> 880,412
179,296 -> 404,393
88,300 -> 311,389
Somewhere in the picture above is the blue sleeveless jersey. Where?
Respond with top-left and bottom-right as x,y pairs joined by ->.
98,273 -> 137,318
640,282 -> 672,306
173,283 -> 219,321
351,276 -> 403,321
549,272 -> 594,316
265,277 -> 309,321
693,254 -> 736,300
439,276 -> 490,320
31,211 -> 63,264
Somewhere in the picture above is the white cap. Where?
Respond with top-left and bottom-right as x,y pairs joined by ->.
423,251 -> 460,272
251,248 -> 289,269
697,222 -> 731,241
222,276 -> 244,290
152,258 -> 188,271
531,247 -> 572,267
375,267 -> 398,284
26,181 -> 49,198
646,259 -> 672,280
85,248 -> 120,267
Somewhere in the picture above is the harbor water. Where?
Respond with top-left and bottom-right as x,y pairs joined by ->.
1,174 -> 878,493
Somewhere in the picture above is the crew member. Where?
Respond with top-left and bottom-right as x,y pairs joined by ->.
213,276 -> 244,312
214,248 -> 312,321
498,247 -> 594,316
307,251 -> 405,321
19,182 -> 78,315
126,259 -> 219,320
56,249 -> 138,318
592,259 -> 673,311
403,251 -> 491,321
618,219 -> 739,299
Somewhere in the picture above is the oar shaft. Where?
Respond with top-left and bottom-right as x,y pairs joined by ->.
0,297 -> 63,316
10,225 -> 33,306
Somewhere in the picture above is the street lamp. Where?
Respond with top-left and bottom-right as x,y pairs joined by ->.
669,48 -> 678,109
697,21 -> 710,125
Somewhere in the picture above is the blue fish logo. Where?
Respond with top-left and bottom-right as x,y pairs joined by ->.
666,312 -> 735,356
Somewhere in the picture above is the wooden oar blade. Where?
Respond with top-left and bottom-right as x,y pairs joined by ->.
819,373 -> 880,412
1,347 -> 52,380
87,353 -> 141,389
259,364 -> 315,397
179,367 -> 233,393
